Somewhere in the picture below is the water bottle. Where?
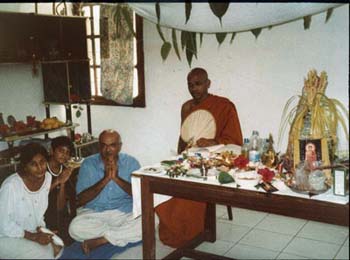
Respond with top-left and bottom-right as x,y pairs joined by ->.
241,138 -> 250,159
248,130 -> 261,163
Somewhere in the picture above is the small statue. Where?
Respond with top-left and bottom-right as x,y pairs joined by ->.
261,133 -> 277,168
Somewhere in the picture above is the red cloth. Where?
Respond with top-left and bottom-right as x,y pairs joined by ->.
156,94 -> 243,248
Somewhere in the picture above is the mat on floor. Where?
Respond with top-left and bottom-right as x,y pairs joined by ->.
59,240 -> 142,259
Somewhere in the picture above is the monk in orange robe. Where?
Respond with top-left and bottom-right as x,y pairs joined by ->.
155,67 -> 243,248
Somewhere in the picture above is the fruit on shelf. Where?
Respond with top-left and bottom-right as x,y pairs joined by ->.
0,124 -> 10,136
40,117 -> 65,130
74,133 -> 82,143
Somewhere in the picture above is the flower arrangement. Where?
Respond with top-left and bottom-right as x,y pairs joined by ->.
233,155 -> 249,170
257,168 -> 275,183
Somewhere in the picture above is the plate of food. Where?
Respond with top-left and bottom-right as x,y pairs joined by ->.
142,167 -> 163,174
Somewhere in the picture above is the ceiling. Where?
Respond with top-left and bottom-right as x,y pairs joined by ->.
128,3 -> 344,33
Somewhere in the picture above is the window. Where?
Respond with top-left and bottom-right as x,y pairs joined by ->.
82,4 -> 145,107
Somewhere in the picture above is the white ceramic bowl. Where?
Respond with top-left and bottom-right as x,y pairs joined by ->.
234,170 -> 261,187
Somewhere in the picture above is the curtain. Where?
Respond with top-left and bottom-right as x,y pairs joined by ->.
100,4 -> 134,105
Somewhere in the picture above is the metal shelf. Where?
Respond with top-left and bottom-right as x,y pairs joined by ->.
74,138 -> 98,149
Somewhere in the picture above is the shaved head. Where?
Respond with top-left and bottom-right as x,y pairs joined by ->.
187,67 -> 208,81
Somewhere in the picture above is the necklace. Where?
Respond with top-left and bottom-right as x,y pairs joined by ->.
47,162 -> 63,177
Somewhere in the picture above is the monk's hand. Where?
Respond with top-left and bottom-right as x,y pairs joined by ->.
196,138 -> 218,147
57,167 -> 74,184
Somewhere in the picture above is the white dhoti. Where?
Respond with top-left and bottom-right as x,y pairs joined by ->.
0,237 -> 61,259
69,208 -> 142,247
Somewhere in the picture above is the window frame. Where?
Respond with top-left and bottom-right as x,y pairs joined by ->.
84,5 -> 145,108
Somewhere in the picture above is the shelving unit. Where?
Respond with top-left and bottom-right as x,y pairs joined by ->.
1,123 -> 79,144
73,138 -> 99,160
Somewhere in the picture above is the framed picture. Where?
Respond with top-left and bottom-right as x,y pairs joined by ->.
293,138 -> 331,178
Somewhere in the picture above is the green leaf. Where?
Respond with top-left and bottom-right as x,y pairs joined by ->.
251,28 -> 262,39
155,2 -> 160,24
181,30 -> 187,50
218,171 -> 235,184
216,32 -> 227,46
325,8 -> 333,23
121,6 -> 136,37
76,110 -> 81,118
191,32 -> 197,59
172,29 -> 181,61
209,2 -> 230,26
72,105 -> 78,109
161,41 -> 172,61
303,15 -> 312,30
185,47 -> 194,68
230,32 -> 236,44
185,2 -> 192,24
199,33 -> 203,47
156,24 -> 166,42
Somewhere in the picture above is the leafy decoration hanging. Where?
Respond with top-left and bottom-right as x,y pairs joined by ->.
155,2 -> 160,24
303,15 -> 312,30
181,30 -> 187,50
129,3 -> 340,67
157,24 -> 172,61
251,28 -> 262,39
183,31 -> 197,67
216,32 -> 227,46
230,32 -> 236,44
199,33 -> 203,47
161,42 -> 172,61
325,8 -> 333,23
156,24 -> 166,42
209,2 -> 230,26
172,29 -> 181,61
185,2 -> 192,24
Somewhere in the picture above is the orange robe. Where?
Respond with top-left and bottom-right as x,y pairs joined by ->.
155,94 -> 243,248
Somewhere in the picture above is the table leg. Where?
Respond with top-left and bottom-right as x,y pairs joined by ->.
141,176 -> 156,259
204,203 -> 216,242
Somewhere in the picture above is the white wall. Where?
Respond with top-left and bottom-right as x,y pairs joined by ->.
0,4 -> 348,165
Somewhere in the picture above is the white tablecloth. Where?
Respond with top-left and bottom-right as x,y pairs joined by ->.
132,165 -> 349,219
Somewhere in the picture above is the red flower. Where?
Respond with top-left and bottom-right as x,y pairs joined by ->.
258,168 -> 275,182
233,155 -> 249,169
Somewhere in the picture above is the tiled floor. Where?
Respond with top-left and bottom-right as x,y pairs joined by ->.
113,205 -> 349,259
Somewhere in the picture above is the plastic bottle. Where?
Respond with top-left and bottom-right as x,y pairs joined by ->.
241,138 -> 250,159
248,130 -> 261,163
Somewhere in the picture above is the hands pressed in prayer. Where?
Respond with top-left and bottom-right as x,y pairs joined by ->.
196,138 -> 218,147
104,156 -> 118,181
